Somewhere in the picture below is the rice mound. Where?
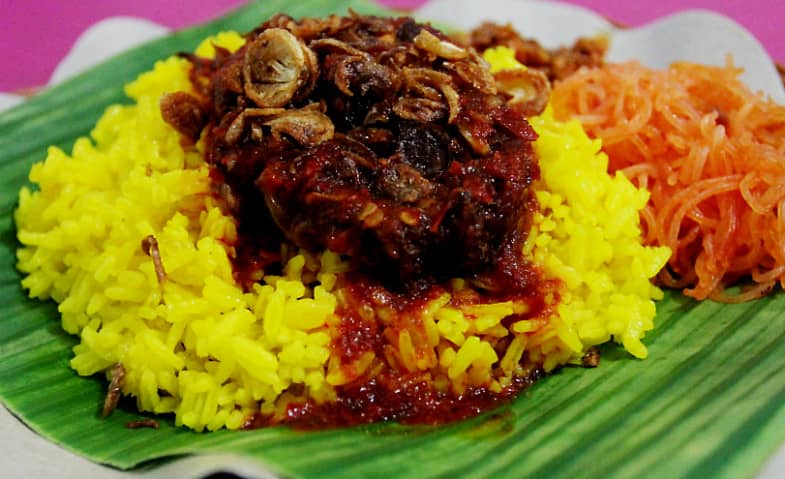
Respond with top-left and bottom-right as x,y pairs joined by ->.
527,109 -> 670,363
14,34 -> 668,431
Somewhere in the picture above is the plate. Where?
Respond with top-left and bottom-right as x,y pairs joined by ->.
2,1 -> 785,478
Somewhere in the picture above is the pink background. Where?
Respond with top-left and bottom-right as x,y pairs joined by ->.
1,0 -> 782,92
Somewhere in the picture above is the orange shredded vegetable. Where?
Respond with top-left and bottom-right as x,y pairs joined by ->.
551,60 -> 785,302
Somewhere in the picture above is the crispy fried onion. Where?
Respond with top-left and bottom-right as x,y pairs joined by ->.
159,92 -> 207,141
125,419 -> 160,429
395,67 -> 460,123
413,28 -> 468,60
225,105 -> 334,146
243,28 -> 319,107
102,363 -> 126,417
494,68 -> 550,116
141,235 -> 167,288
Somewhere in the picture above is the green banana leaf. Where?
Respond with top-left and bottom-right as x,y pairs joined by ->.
2,0 -> 785,477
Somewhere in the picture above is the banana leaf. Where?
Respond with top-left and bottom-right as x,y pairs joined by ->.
2,1 -> 785,478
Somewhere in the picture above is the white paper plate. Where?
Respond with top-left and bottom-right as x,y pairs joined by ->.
3,1 -> 784,477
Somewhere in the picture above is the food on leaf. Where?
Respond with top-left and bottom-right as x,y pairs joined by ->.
13,14 -> 677,432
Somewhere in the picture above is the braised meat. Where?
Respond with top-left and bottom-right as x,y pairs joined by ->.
163,14 -> 545,290
462,21 -> 608,81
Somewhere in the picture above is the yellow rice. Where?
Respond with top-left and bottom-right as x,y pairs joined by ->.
14,34 -> 669,431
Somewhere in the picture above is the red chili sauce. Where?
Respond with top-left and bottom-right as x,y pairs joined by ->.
243,274 -> 551,429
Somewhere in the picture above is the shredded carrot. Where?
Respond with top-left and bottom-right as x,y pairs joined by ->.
551,60 -> 785,301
